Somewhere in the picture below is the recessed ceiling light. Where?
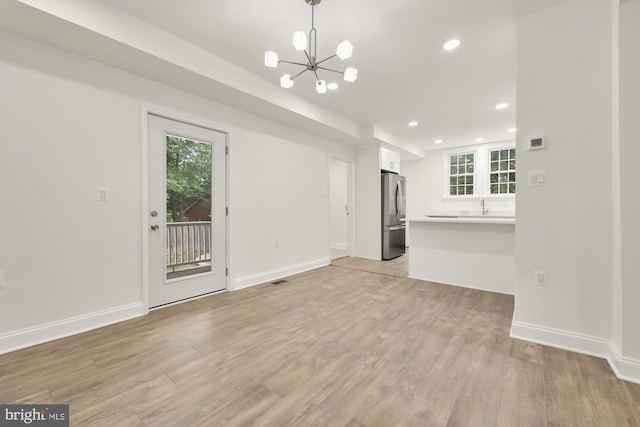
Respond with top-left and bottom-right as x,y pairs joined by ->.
475,138 -> 484,143
435,139 -> 444,144
508,128 -> 518,133
443,39 -> 461,51
327,82 -> 339,91
496,103 -> 509,110
408,121 -> 419,127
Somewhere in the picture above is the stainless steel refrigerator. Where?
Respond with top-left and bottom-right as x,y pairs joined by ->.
381,172 -> 406,260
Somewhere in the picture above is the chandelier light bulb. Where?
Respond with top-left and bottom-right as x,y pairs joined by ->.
343,67 -> 358,82
292,31 -> 307,51
316,80 -> 327,94
336,40 -> 353,60
280,74 -> 294,89
264,51 -> 279,68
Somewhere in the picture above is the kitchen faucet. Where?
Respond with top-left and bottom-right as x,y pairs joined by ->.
481,198 -> 488,215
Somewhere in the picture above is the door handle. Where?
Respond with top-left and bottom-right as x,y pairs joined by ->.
150,225 -> 160,231
395,181 -> 400,219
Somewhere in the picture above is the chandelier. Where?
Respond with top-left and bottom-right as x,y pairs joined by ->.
264,0 -> 358,94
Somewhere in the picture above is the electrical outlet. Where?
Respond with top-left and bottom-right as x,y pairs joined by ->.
533,269 -> 547,286
97,186 -> 110,201
0,271 -> 6,289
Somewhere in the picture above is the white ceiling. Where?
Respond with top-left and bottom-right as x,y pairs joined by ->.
96,0 -> 565,152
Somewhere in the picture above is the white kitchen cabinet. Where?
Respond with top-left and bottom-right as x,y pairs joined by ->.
380,148 -> 400,173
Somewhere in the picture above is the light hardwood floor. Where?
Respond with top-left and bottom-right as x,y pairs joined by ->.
1,255 -> 639,426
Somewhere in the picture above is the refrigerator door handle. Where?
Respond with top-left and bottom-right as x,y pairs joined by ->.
388,225 -> 405,231
395,181 -> 400,220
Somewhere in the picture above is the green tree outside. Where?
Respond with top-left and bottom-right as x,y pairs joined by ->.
166,136 -> 212,222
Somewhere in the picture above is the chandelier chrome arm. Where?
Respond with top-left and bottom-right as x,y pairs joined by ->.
303,49 -> 312,64
315,54 -> 337,67
291,68 -> 310,81
316,66 -> 344,75
278,60 -> 308,67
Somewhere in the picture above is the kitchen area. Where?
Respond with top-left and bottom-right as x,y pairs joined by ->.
373,143 -> 516,296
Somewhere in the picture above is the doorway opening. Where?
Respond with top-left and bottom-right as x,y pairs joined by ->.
329,157 -> 352,260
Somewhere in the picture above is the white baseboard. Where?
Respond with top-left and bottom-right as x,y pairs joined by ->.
330,242 -> 348,250
353,255 -> 381,261
511,321 -> 640,384
606,342 -> 640,384
409,275 -> 514,296
510,321 -> 611,357
0,302 -> 147,356
232,258 -> 330,291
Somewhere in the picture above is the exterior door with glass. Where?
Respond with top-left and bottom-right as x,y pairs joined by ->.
148,114 -> 227,307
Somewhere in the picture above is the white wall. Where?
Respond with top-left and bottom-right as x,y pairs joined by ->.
230,128 -> 333,288
619,0 -> 640,359
514,0 -> 613,340
329,158 -> 349,250
0,30 -> 353,349
402,151 -> 441,219
0,35 -> 143,333
355,148 -> 381,259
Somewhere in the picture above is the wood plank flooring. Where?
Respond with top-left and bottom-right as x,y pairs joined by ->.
1,255 -> 639,426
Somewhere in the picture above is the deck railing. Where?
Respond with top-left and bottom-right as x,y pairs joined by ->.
166,221 -> 212,272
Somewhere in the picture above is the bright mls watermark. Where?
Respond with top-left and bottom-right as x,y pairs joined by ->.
0,405 -> 69,426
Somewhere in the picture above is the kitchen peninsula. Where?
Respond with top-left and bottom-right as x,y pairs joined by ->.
406,214 -> 515,295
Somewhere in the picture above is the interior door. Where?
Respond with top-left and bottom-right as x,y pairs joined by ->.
148,114 -> 227,307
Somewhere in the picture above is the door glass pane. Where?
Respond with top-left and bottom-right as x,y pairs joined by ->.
165,135 -> 213,280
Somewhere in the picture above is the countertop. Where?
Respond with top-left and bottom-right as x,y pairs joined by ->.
407,214 -> 515,225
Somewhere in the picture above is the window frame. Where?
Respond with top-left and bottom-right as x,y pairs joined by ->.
441,141 -> 516,199
445,150 -> 476,198
488,146 -> 517,195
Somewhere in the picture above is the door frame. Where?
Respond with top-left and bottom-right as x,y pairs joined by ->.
141,105 -> 230,310
328,154 -> 355,258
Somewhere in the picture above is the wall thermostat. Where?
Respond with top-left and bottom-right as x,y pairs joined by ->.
527,136 -> 547,151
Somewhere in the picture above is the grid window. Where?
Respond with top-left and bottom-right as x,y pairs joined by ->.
489,148 -> 516,194
449,153 -> 474,196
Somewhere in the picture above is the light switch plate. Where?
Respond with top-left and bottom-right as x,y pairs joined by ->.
0,271 -> 6,289
528,171 -> 547,187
